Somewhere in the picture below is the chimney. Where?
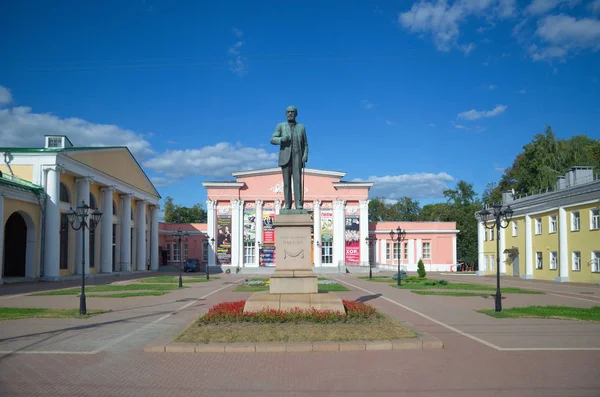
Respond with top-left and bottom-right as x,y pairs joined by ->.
556,176 -> 566,190
502,190 -> 514,203
572,166 -> 593,186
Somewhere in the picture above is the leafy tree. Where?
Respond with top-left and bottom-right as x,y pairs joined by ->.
417,259 -> 426,278
368,196 -> 420,221
163,196 -> 207,223
368,197 -> 390,222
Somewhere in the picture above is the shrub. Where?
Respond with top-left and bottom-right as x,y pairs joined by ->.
417,259 -> 427,278
403,276 -> 422,283
439,279 -> 448,285
198,300 -> 381,324
392,270 -> 407,281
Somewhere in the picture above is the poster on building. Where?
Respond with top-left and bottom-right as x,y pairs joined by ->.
243,208 -> 256,243
260,246 -> 276,267
263,208 -> 275,243
321,208 -> 333,243
345,215 -> 360,265
216,215 -> 231,264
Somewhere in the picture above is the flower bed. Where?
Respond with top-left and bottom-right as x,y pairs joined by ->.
199,300 -> 381,324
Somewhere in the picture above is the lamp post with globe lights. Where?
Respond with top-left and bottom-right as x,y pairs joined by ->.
173,228 -> 189,288
365,234 -> 377,279
389,227 -> 406,286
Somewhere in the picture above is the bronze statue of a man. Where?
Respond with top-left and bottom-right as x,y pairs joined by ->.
270,106 -> 309,210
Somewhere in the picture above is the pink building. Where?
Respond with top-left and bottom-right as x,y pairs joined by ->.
158,168 -> 458,272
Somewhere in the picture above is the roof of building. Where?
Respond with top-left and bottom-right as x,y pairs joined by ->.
0,171 -> 45,196
0,146 -> 124,153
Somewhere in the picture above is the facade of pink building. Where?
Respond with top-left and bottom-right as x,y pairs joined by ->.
158,168 -> 458,272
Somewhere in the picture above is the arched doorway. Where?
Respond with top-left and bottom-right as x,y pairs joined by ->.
3,212 -> 27,277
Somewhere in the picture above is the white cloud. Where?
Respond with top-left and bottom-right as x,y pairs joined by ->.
482,84 -> 497,89
385,120 -> 397,126
0,105 -> 154,158
353,172 -> 455,200
232,28 -> 244,38
525,0 -> 579,15
0,85 -> 13,105
518,89 -> 527,94
228,30 -> 247,76
428,123 -> 436,127
361,100 -> 376,110
398,0 -> 515,52
150,176 -> 175,188
143,142 -> 277,180
452,122 -> 486,132
457,104 -> 507,120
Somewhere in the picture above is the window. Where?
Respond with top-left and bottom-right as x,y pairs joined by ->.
549,251 -> 557,270
59,183 -> 70,203
47,137 -> 62,148
166,244 -> 171,262
113,200 -> 117,216
60,213 -> 69,269
202,240 -> 209,263
536,252 -> 543,269
488,255 -> 495,270
549,215 -> 557,233
591,209 -> 600,230
571,211 -> 580,231
89,219 -> 96,268
386,242 -> 390,260
243,241 -> 254,264
484,229 -> 487,241
404,242 -> 408,260
393,242 -> 400,260
321,241 -> 333,264
184,243 -> 188,261
490,229 -> 494,241
512,221 -> 518,237
422,242 -> 431,260
572,251 -> 581,271
535,218 -> 542,235
131,208 -> 134,220
112,224 -> 117,272
483,255 -> 488,270
592,251 -> 600,273
173,243 -> 181,262
89,193 -> 97,209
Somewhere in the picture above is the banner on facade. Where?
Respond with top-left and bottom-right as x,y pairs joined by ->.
263,208 -> 275,243
216,215 -> 231,265
260,246 -> 276,267
321,208 -> 333,243
243,209 -> 256,243
345,215 -> 360,265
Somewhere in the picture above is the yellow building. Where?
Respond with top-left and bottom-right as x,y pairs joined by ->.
0,135 -> 161,283
478,166 -> 600,284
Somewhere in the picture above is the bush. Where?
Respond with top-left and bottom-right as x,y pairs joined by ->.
403,276 -> 422,283
417,259 -> 427,278
439,279 -> 448,285
392,270 -> 407,281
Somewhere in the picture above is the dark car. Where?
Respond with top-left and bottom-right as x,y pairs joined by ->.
184,259 -> 200,272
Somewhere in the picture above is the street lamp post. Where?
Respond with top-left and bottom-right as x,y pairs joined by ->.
67,200 -> 103,315
208,237 -> 214,280
478,203 -> 514,312
173,228 -> 189,288
389,227 -> 406,286
365,235 -> 377,279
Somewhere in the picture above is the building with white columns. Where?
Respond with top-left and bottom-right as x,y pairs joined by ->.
0,135 -> 161,283
158,167 -> 459,272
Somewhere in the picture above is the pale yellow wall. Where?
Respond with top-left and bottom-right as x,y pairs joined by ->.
60,173 -> 76,205
0,165 -> 33,182
567,202 -> 600,283
531,210 -> 560,281
3,198 -> 40,277
482,224 -> 497,275
504,217 -> 526,277
68,150 -> 158,198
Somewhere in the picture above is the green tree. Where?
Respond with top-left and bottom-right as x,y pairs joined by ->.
417,259 -> 426,278
163,197 -> 207,223
368,196 -> 420,221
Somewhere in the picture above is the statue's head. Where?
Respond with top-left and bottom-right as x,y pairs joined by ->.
286,106 -> 297,122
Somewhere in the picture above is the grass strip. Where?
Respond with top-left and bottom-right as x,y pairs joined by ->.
176,315 -> 415,343
0,307 -> 110,320
478,306 -> 600,321
412,291 -> 494,297
359,276 -> 396,283
318,284 -> 350,291
138,276 -> 216,283
29,283 -> 184,296
86,291 -> 168,298
391,283 -> 542,294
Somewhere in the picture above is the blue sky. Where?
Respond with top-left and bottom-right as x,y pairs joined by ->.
1,0 -> 599,209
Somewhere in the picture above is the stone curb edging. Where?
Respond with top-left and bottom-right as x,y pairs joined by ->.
144,333 -> 443,353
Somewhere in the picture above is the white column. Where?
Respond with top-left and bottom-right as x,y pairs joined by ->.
254,201 -> 263,266
332,200 -> 345,267
524,215 -> 533,279
557,207 -> 569,282
416,238 -> 422,262
452,235 -> 457,266
238,201 -> 244,267
120,194 -> 133,272
374,239 -> 380,263
42,166 -> 61,279
100,187 -> 114,273
359,200 -> 369,266
408,238 -> 415,266
313,200 -> 321,267
275,200 -> 282,215
136,200 -> 147,271
477,222 -> 485,275
206,200 -> 217,265
75,177 -> 91,274
499,227 -> 506,275
380,239 -> 387,264
0,194 -> 3,283
150,205 -> 159,270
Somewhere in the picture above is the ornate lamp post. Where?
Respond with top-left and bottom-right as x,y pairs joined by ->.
173,228 -> 189,288
67,200 -> 103,315
365,235 -> 377,279
478,203 -> 514,312
389,227 -> 406,286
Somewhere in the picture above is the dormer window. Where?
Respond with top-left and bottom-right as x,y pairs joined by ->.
47,137 -> 62,148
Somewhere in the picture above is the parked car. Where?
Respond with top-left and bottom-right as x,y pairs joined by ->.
184,259 -> 200,272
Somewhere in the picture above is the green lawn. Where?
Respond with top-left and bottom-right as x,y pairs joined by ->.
87,291 -> 168,298
478,306 -> 600,321
29,283 -> 185,296
318,283 -> 350,292
138,276 -> 217,283
412,291 -> 494,297
0,307 -> 110,320
392,282 -> 542,294
232,278 -> 350,292
358,276 -> 396,283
